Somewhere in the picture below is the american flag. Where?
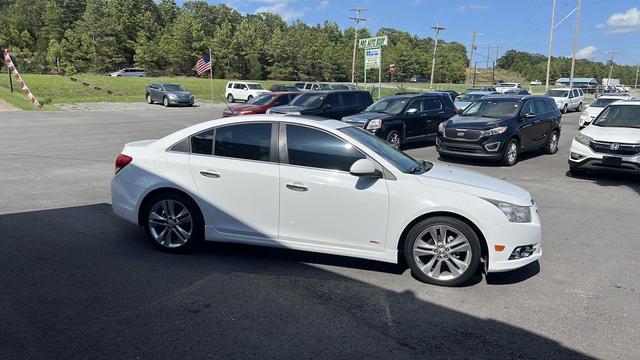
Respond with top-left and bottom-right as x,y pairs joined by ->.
195,53 -> 212,75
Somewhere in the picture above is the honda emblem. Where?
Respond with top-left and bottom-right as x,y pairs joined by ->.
610,143 -> 620,151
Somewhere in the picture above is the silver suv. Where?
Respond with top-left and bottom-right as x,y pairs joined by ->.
109,68 -> 145,77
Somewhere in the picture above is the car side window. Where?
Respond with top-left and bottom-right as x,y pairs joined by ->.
191,129 -> 215,155
214,123 -> 272,162
234,83 -> 243,89
533,100 -> 547,114
545,99 -> 558,112
342,93 -> 357,107
286,125 -> 365,172
227,83 -> 233,88
274,96 -> 289,106
407,99 -> 422,112
171,138 -> 189,153
357,92 -> 372,106
522,101 -> 536,115
422,98 -> 442,111
305,84 -> 312,90
324,93 -> 340,108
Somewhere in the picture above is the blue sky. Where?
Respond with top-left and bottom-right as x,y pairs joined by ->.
214,0 -> 640,66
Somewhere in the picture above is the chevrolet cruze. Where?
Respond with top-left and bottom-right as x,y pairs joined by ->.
111,115 -> 542,286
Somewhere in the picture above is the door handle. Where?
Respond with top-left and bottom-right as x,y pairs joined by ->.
199,170 -> 221,178
286,182 -> 308,192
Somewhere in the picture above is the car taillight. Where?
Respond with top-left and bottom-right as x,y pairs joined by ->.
115,154 -> 133,174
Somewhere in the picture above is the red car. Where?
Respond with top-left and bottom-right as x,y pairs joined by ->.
222,92 -> 299,117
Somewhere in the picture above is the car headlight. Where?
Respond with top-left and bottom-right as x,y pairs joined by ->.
286,111 -> 301,115
366,119 -> 382,130
438,122 -> 445,135
238,110 -> 253,115
579,113 -> 589,121
484,199 -> 532,223
481,127 -> 508,137
168,94 -> 177,99
266,108 -> 272,114
574,133 -> 592,146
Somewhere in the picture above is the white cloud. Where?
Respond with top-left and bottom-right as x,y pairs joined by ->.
575,46 -> 597,59
316,0 -> 328,11
254,0 -> 306,22
604,7 -> 640,33
457,4 -> 489,12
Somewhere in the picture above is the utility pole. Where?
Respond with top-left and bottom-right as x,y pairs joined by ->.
635,64 -> 639,89
607,51 -> 616,82
487,45 -> 491,69
569,0 -> 582,89
8,67 -> 13,92
429,23 -> 445,89
467,31 -> 477,86
545,0 -> 557,93
350,8 -> 366,84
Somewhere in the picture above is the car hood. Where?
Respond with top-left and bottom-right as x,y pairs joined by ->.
417,163 -> 532,206
269,105 -> 309,113
581,125 -> 640,143
166,91 -> 192,96
229,104 -> 261,112
444,115 -> 505,130
549,96 -> 568,102
584,106 -> 603,118
454,101 -> 472,109
342,112 -> 392,123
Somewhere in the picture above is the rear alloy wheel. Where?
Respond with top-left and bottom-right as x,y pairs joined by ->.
545,130 -> 559,154
163,96 -> 170,107
502,138 -> 519,166
144,193 -> 202,253
386,130 -> 402,149
227,94 -> 234,103
405,216 -> 481,286
146,94 -> 153,104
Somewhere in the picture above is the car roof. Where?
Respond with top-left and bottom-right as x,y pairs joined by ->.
599,95 -> 629,99
483,94 -> 549,101
159,83 -> 180,86
466,91 -> 496,95
609,99 -> 640,106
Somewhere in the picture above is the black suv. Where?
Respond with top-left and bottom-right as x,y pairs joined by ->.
341,93 -> 457,148
436,95 -> 562,166
268,90 -> 374,119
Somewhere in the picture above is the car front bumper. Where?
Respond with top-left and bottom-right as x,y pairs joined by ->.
569,140 -> 640,173
485,205 -> 542,272
436,135 -> 506,160
167,97 -> 194,106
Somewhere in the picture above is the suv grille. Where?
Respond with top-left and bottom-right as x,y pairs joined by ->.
445,128 -> 482,141
342,119 -> 366,128
589,140 -> 640,156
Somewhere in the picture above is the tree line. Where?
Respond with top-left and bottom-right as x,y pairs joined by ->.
497,50 -> 638,86
0,0 -> 468,83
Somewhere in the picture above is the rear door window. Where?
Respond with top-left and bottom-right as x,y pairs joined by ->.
522,101 -> 536,115
533,100 -> 547,114
214,123 -> 273,162
323,93 -> 340,108
191,129 -> 215,155
422,98 -> 442,111
341,92 -> 357,107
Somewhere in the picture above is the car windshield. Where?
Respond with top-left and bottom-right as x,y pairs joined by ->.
546,90 -> 568,97
163,84 -> 185,91
458,94 -> 485,102
462,100 -> 521,119
290,93 -> 325,107
247,94 -> 275,105
247,84 -> 264,90
340,126 -> 429,174
364,98 -> 408,114
590,98 -> 621,108
592,105 -> 640,129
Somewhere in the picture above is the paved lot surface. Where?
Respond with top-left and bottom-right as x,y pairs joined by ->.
1,109 -> 638,359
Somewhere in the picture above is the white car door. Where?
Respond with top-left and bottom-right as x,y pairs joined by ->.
189,122 -> 279,239
278,124 -> 389,251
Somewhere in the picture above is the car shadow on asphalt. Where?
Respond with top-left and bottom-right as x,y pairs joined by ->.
565,170 -> 640,194
436,149 -> 548,168
0,203 -> 589,359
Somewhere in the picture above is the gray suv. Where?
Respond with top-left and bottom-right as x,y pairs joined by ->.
110,68 -> 145,77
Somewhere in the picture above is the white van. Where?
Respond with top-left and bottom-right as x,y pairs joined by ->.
225,81 -> 269,102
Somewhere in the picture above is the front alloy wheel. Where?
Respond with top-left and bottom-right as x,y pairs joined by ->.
163,97 -> 170,107
502,139 -> 519,166
144,194 -> 202,252
405,217 -> 480,286
386,130 -> 402,149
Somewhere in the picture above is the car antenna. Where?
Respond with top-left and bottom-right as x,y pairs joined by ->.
219,92 -> 234,115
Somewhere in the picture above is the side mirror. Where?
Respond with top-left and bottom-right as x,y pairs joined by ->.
349,159 -> 381,178
522,112 -> 536,119
406,108 -> 418,115
322,104 -> 332,110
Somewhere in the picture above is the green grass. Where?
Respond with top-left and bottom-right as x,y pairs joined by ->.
0,87 -> 45,110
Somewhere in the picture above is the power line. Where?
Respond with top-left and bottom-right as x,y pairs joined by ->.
349,8 -> 366,84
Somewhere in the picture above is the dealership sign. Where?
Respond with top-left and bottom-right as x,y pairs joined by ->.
364,48 -> 381,70
359,36 -> 388,49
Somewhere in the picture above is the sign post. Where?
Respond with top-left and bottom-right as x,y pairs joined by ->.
359,36 -> 387,100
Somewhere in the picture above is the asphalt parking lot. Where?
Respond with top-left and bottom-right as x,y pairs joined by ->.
1,109 -> 638,359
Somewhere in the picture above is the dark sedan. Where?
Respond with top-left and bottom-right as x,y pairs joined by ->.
146,83 -> 194,107
222,92 -> 299,117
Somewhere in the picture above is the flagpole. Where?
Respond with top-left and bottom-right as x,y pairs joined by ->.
208,48 -> 214,104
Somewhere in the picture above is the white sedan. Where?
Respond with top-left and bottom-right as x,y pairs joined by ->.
111,115 -> 542,286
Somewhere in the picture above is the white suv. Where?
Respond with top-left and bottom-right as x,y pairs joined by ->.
225,81 -> 268,103
495,82 -> 521,93
546,88 -> 584,113
569,99 -> 640,175
578,95 -> 628,129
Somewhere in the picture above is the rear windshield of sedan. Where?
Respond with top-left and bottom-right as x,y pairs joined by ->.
590,98 -> 620,108
365,98 -> 408,115
248,94 -> 275,105
462,100 -> 521,119
592,105 -> 640,129
458,94 -> 485,102
546,90 -> 568,97
290,93 -> 325,107
164,84 -> 185,91
247,84 -> 264,90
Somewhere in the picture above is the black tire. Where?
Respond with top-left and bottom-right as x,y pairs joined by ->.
501,138 -> 519,166
227,94 -> 234,103
163,96 -> 170,107
569,165 -> 587,177
545,130 -> 559,154
386,130 -> 402,149
247,95 -> 253,102
404,216 -> 481,287
142,192 -> 204,253
576,102 -> 583,112
562,104 -> 568,114
146,94 -> 154,104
